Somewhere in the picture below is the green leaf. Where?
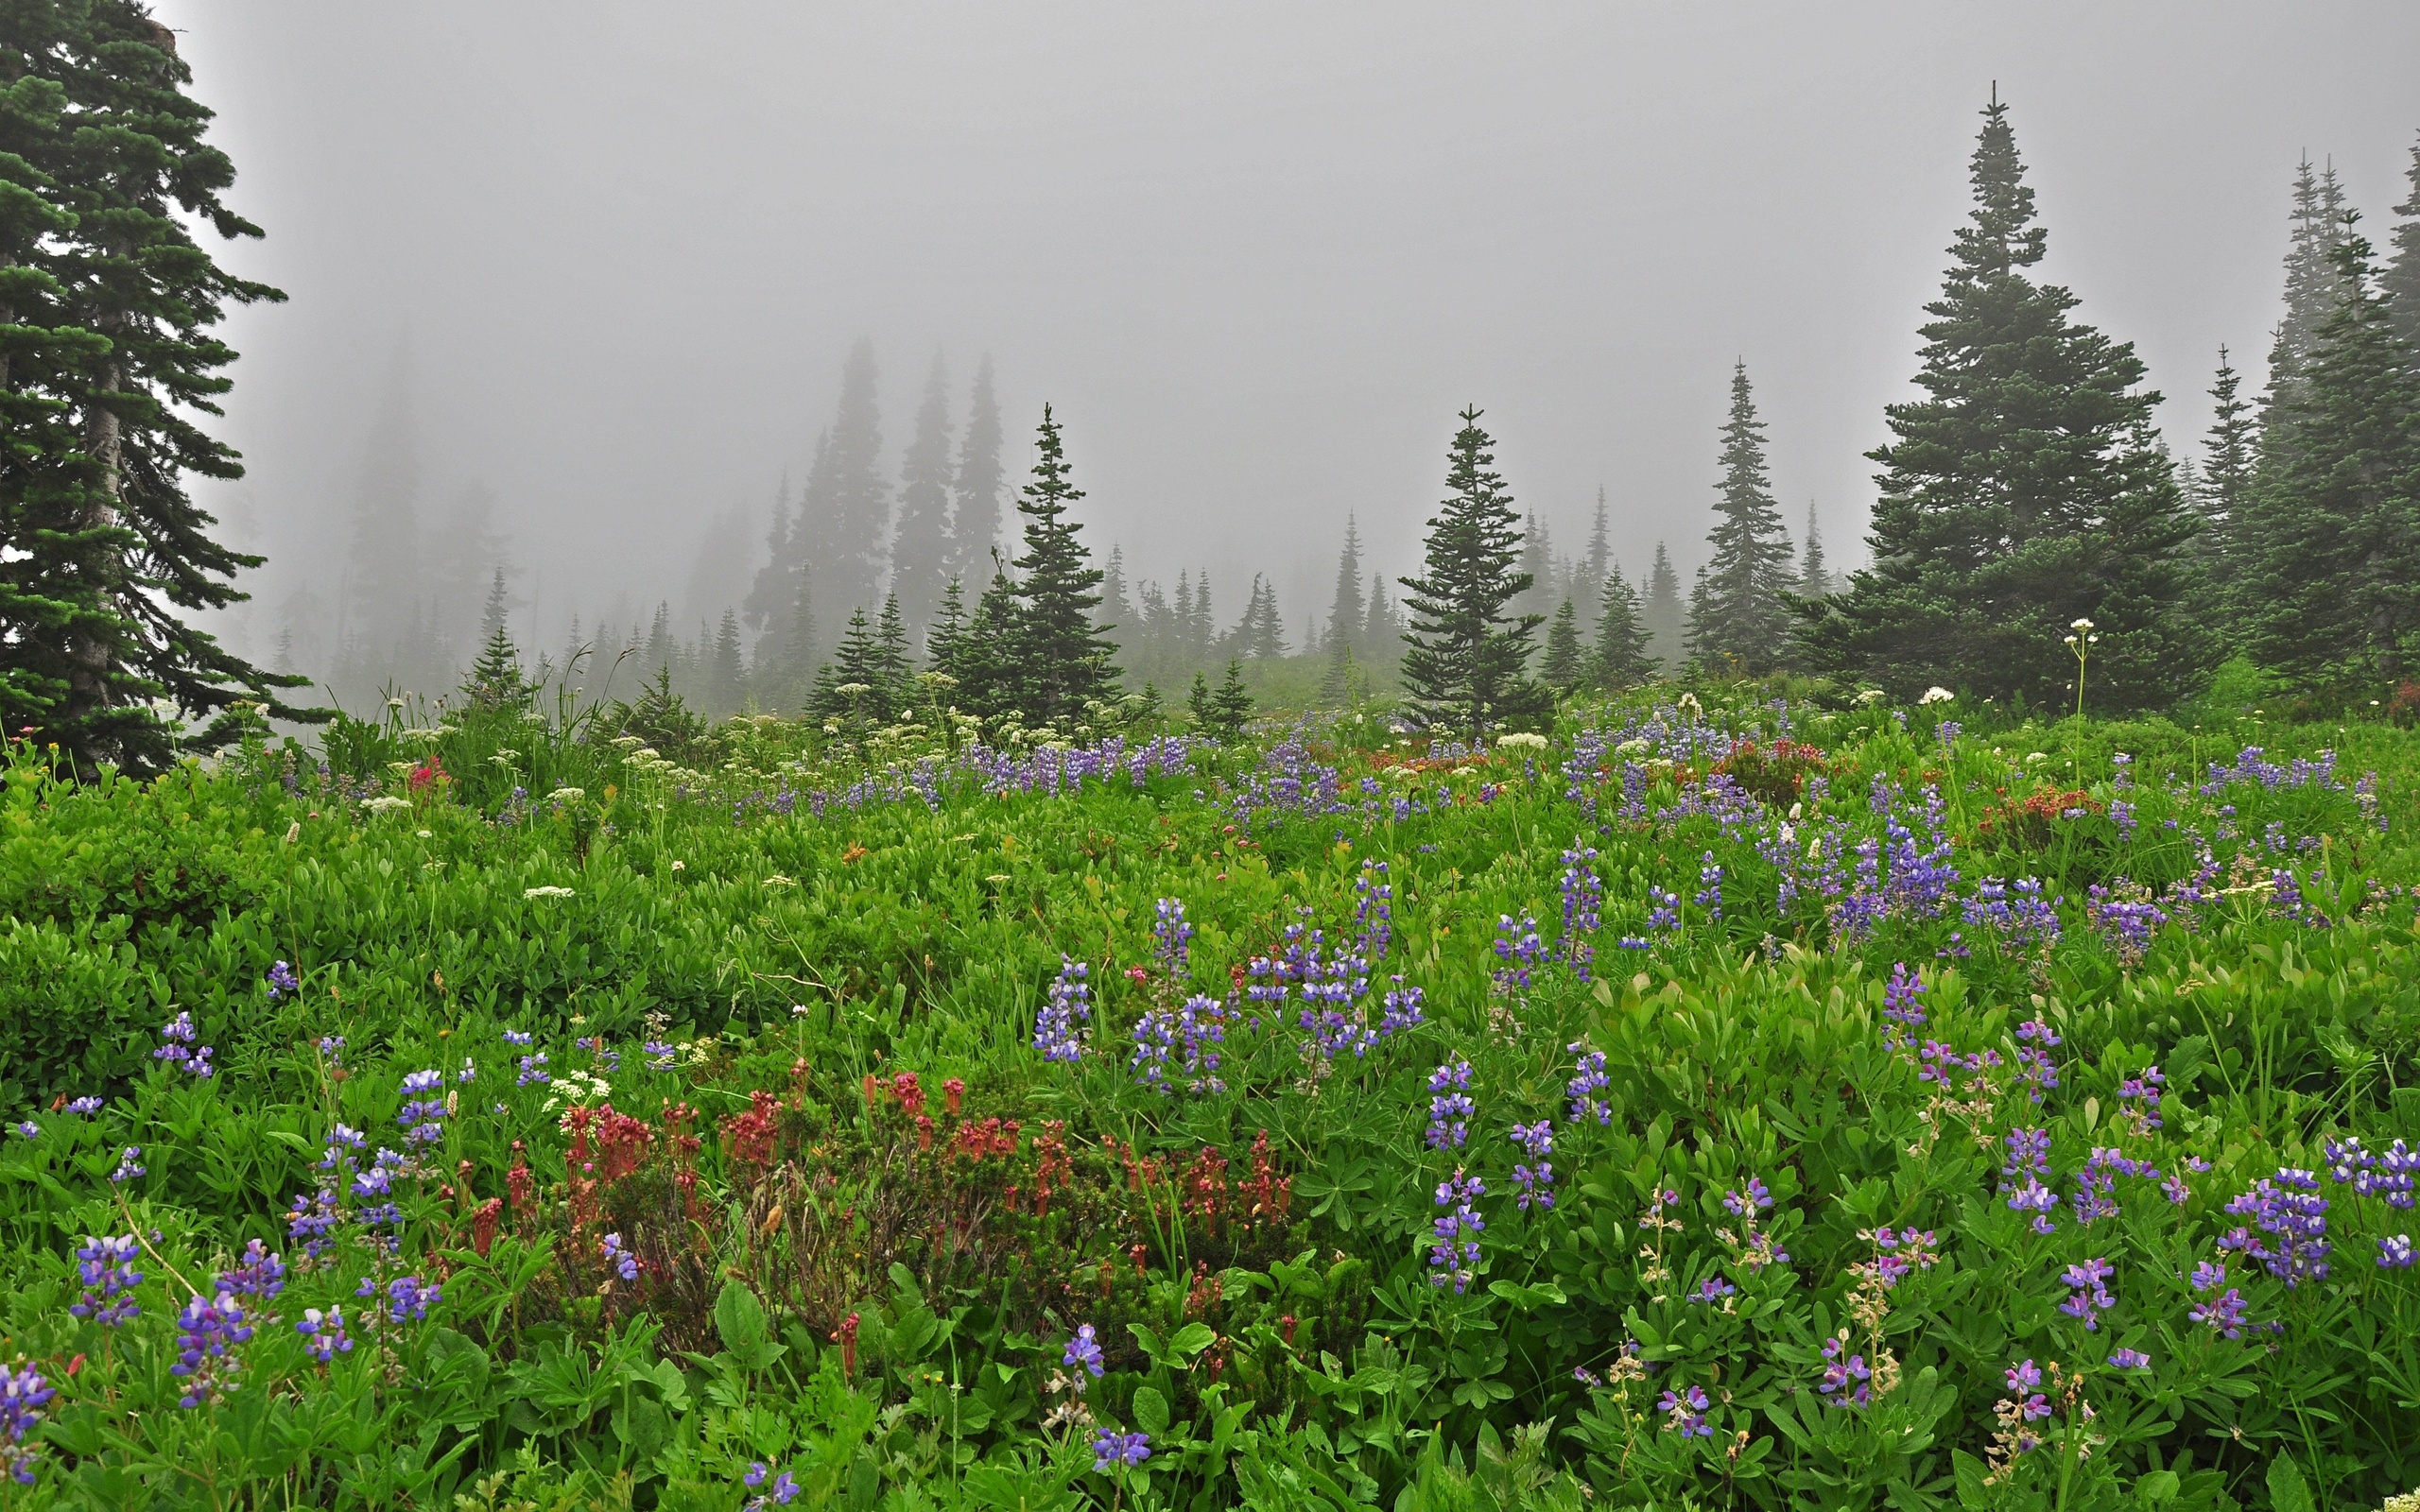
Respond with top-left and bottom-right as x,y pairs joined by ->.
2265,1454 -> 2313,1512
1168,1322 -> 1217,1358
1132,1385 -> 1171,1437
714,1280 -> 769,1364
2135,1469 -> 2180,1504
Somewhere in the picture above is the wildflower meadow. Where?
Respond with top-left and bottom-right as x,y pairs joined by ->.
3,680 -> 2417,1512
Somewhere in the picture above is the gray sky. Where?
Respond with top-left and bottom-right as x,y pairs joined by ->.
156,1 -> 2420,658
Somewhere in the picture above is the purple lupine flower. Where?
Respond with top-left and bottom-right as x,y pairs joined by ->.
2107,1348 -> 2152,1370
397,1069 -> 448,1144
1818,1333 -> 1871,1409
1510,1122 -> 1555,1211
2012,1019 -> 2061,1103
2003,1359 -> 2049,1423
1565,1042 -> 1611,1125
267,960 -> 300,1000
2188,1262 -> 2248,1339
1132,993 -> 1230,1093
1152,897 -> 1193,977
2116,1066 -> 2165,1133
601,1232 -> 638,1282
1426,1059 -> 1475,1149
2058,1257 -> 2115,1331
501,1029 -> 533,1047
9,1122 -> 32,1140
1657,1383 -> 1713,1437
516,1053 -> 551,1086
1033,956 -> 1091,1062
1558,838 -> 1601,981
1688,1275 -> 1737,1305
1879,963 -> 1926,1049
154,1012 -> 215,1078
1,1360 -> 58,1485
643,1040 -> 676,1071
70,1234 -> 145,1326
2220,1169 -> 2330,1287
1694,852 -> 1723,920
110,1145 -> 145,1183
216,1239 -> 286,1301
1063,1323 -> 1105,1382
1645,885 -> 1682,934
296,1305 -> 354,1363
1091,1428 -> 1151,1470
2379,1234 -> 2414,1269
1492,913 -> 1546,993
376,1275 -> 438,1324
63,1095 -> 102,1116
1722,1176 -> 1773,1216
169,1291 -> 254,1408
743,1462 -> 802,1509
1429,1169 -> 1485,1292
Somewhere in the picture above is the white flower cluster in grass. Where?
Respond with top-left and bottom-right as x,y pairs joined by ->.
361,796 -> 411,814
1495,731 -> 1549,751
524,885 -> 576,899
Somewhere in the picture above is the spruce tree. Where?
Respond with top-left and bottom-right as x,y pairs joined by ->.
1796,93 -> 2203,711
2265,158 -> 2352,418
1685,361 -> 1797,672
1361,578 -> 1399,668
2232,232 -> 2420,682
463,617 -> 527,711
950,569 -> 1020,719
1541,600 -> 1583,691
1581,488 -> 1611,622
1398,407 -> 1545,733
0,6 -> 313,771
947,355 -> 1004,585
810,607 -> 883,722
1324,515 -> 1365,661
889,352 -> 956,637
1189,659 -> 1251,739
873,593 -> 912,714
1236,575 -> 1285,660
1005,405 -> 1118,723
2194,347 -> 2255,595
796,341 -> 888,659
925,577 -> 968,676
1797,505 -> 1833,598
709,609 -> 745,714
2384,133 -> 2420,361
643,601 -> 673,676
478,566 -> 510,648
1592,571 -> 1657,687
1641,543 -> 1685,668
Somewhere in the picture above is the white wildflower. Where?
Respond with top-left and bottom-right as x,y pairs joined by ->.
1495,731 -> 1549,750
525,885 -> 576,899
1919,686 -> 1954,705
545,787 -> 584,803
362,796 -> 411,814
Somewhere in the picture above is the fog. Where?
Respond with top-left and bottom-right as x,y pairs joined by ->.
152,1 -> 2420,700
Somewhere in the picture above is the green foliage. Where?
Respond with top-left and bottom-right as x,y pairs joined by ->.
1685,361 -> 1797,673
1400,407 -> 1547,735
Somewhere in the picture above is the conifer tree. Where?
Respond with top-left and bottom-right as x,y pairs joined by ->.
925,578 -> 968,674
873,593 -> 912,713
0,6 -> 314,771
796,341 -> 888,659
2384,133 -> 2420,361
1235,575 -> 1286,660
1797,505 -> 1833,598
2232,232 -> 2420,682
1515,512 -> 1556,623
463,617 -> 527,711
1685,361 -> 1797,671
2194,348 -> 2255,595
1398,407 -> 1546,733
1189,572 -> 1216,657
947,356 -> 1005,584
1641,543 -> 1684,668
1361,578 -> 1399,668
745,466 -> 801,642
889,352 -> 956,637
1581,488 -> 1611,622
1004,406 -> 1118,723
478,566 -> 511,648
1541,600 -> 1583,691
1100,546 -> 1136,635
1797,93 -> 2203,711
770,581 -> 815,711
1324,515 -> 1365,661
644,601 -> 674,677
2266,158 -> 2352,418
1592,571 -> 1657,687
810,607 -> 883,721
948,569 -> 1020,719
709,609 -> 746,714
1188,659 -> 1251,739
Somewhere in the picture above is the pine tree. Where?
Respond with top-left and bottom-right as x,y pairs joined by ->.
1796,92 -> 2204,711
948,355 -> 1005,584
2384,133 -> 2420,361
1541,600 -> 1583,691
2266,158 -> 2352,418
796,341 -> 889,659
873,593 -> 912,714
709,609 -> 745,714
1685,361 -> 1797,671
1581,488 -> 1611,622
1324,515 -> 1365,662
1592,571 -> 1658,687
1189,572 -> 1216,657
1185,670 -> 1217,733
1004,405 -> 1119,723
888,352 -> 956,638
1398,407 -> 1546,733
2195,347 -> 2255,595
1797,505 -> 1833,598
1641,542 -> 1685,668
2232,232 -> 2420,682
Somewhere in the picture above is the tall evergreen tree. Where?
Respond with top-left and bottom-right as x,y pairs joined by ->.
2384,133 -> 2420,362
2194,347 -> 2256,595
1005,405 -> 1119,723
1234,575 -> 1286,660
1641,542 -> 1684,668
889,352 -> 956,638
643,601 -> 673,676
1580,488 -> 1611,622
478,565 -> 510,648
872,593 -> 912,713
1514,512 -> 1556,623
948,356 -> 1005,584
1100,546 -> 1136,637
1541,600 -> 1583,691
1797,504 -> 1833,598
709,609 -> 745,714
949,568 -> 1020,719
2232,232 -> 2420,682
925,577 -> 968,676
1592,571 -> 1658,687
796,341 -> 889,659
0,4 -> 317,771
1324,515 -> 1365,662
2266,158 -> 2352,418
1796,93 -> 2203,711
1362,578 -> 1399,667
744,467 -> 799,640
1398,407 -> 1545,733
810,606 -> 883,722
1685,361 -> 1797,671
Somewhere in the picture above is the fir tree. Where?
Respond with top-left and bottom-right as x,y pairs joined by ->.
1324,515 -> 1365,661
810,606 -> 883,722
1005,406 -> 1118,723
1189,659 -> 1251,739
1541,600 -> 1583,691
889,352 -> 956,637
1184,670 -> 1216,733
1581,488 -> 1611,622
2232,232 -> 2420,682
1796,93 -> 2204,711
1685,361 -> 1797,671
478,566 -> 510,648
2194,347 -> 2255,594
771,580 -> 816,711
744,466 -> 799,637
796,341 -> 889,659
948,355 -> 1004,584
1362,578 -> 1399,668
1235,575 -> 1286,660
0,9 -> 315,771
1100,546 -> 1136,634
709,609 -> 745,714
2384,133 -> 2420,361
1797,505 -> 1833,598
1189,571 -> 1215,656
1641,543 -> 1685,668
643,601 -> 674,678
1592,571 -> 1658,687
950,567 -> 1021,719
1515,512 -> 1555,623
462,616 -> 527,711
2266,159 -> 2353,418
1398,407 -> 1546,733
925,577 -> 969,676
873,593 -> 912,713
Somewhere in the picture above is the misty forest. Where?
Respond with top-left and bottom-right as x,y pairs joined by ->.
9,6 -> 2420,1511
